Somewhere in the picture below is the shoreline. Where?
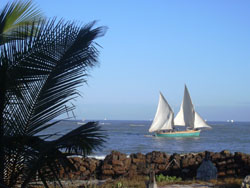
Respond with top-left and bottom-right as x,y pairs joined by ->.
82,150 -> 250,161
62,150 -> 250,181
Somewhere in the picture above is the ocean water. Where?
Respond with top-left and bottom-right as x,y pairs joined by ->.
41,120 -> 250,158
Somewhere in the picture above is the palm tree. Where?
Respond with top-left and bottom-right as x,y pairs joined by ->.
0,0 -> 44,45
0,8 -> 106,188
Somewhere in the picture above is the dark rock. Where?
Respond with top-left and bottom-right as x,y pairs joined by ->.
128,169 -> 137,177
196,155 -> 203,163
227,159 -> 235,164
211,152 -> 221,162
227,163 -> 238,169
136,153 -> 146,159
89,163 -> 96,173
218,165 -> 227,171
54,150 -> 250,181
199,151 -> 206,158
118,153 -> 127,161
124,158 -> 131,170
82,169 -> 90,176
158,164 -> 166,171
146,153 -> 153,163
143,168 -> 150,175
221,150 -> 230,155
79,166 -> 86,172
152,151 -> 166,164
112,159 -> 124,166
147,163 -> 155,170
181,158 -> 189,168
188,158 -> 196,166
226,169 -> 235,175
137,162 -> 147,175
132,158 -> 143,163
172,153 -> 181,161
130,164 -> 137,170
217,171 -> 226,177
104,150 -> 124,162
131,153 -> 146,165
102,164 -> 112,170
102,169 -> 114,175
113,166 -> 126,175
217,161 -> 227,166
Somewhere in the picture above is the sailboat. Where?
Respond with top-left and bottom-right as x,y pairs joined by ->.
149,85 -> 211,137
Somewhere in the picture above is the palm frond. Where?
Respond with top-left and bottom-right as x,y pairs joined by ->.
1,18 -> 107,187
55,122 -> 107,155
0,0 -> 44,44
1,19 -> 106,135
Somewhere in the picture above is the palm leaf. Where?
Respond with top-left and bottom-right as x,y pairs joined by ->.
0,18 -> 107,187
55,122 -> 107,155
0,0 -> 44,45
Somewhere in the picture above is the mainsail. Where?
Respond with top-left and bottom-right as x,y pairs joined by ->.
174,85 -> 194,128
174,85 -> 211,129
149,92 -> 174,132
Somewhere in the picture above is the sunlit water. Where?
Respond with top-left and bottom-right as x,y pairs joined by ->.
40,120 -> 250,158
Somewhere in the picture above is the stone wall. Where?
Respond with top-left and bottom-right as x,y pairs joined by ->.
61,150 -> 250,180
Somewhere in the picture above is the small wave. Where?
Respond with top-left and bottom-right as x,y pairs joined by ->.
67,155 -> 83,158
87,155 -> 130,160
100,123 -> 111,125
87,155 -> 106,160
67,155 -> 106,160
77,122 -> 86,125
129,124 -> 145,127
144,134 -> 154,137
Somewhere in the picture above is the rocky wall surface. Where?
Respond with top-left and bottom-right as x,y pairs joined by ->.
60,150 -> 250,180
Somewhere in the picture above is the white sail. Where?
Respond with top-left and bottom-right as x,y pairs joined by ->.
174,104 -> 185,126
160,112 -> 174,130
174,85 -> 195,129
149,92 -> 174,132
174,85 -> 211,130
194,112 -> 211,129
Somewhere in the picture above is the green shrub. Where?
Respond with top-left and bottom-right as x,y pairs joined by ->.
156,174 -> 182,182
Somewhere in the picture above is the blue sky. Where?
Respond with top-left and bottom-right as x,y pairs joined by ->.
3,0 -> 250,121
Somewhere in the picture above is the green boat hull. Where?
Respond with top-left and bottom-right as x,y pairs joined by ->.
155,130 -> 200,137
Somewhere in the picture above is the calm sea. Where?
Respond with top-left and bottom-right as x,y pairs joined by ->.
41,120 -> 250,158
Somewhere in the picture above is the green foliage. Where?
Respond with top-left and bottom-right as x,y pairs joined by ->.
0,0 -> 44,44
111,181 -> 123,188
156,174 -> 182,183
0,1 -> 107,187
111,181 -> 128,188
116,182 -> 123,188
100,177 -> 148,188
